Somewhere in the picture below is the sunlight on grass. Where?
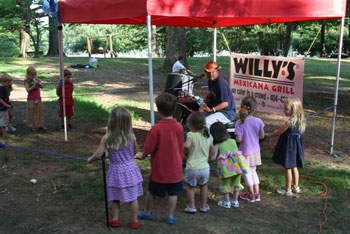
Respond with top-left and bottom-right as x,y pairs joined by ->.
109,99 -> 151,122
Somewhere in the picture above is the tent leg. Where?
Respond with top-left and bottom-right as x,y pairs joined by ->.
147,15 -> 155,126
213,28 -> 217,62
330,17 -> 345,155
58,23 -> 68,141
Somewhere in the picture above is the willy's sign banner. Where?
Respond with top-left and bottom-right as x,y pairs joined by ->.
229,53 -> 304,114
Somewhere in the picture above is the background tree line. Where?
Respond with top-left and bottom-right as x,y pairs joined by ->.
0,0 -> 349,71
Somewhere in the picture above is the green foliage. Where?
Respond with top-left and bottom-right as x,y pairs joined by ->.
0,34 -> 19,57
291,20 -> 342,56
64,24 -> 151,54
186,28 -> 213,56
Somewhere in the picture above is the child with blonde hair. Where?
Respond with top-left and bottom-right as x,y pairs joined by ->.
210,122 -> 249,208
266,97 -> 306,196
88,106 -> 143,229
235,96 -> 265,202
0,73 -> 13,137
24,67 -> 47,131
183,111 -> 214,213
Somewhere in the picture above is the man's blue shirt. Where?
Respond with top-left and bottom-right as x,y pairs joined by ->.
207,76 -> 236,121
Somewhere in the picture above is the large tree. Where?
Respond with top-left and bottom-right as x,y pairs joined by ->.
46,16 -> 59,56
0,0 -> 46,58
163,26 -> 186,72
283,23 -> 293,56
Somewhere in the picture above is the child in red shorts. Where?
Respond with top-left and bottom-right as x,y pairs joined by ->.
56,69 -> 74,129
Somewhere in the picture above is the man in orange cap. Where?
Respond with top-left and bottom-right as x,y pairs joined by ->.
199,61 -> 236,129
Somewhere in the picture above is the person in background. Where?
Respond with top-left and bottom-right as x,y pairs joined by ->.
172,56 -> 189,73
199,61 -> 236,130
235,96 -> 265,203
136,93 -> 184,225
0,73 -> 13,137
6,79 -> 15,132
265,97 -> 306,196
56,69 -> 74,129
24,67 -> 47,131
88,107 -> 143,229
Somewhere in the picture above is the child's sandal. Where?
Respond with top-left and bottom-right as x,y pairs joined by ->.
128,221 -> 140,229
108,219 -> 120,227
39,126 -> 47,131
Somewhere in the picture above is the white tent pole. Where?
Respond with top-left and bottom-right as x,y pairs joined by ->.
58,23 -> 68,141
147,15 -> 155,126
213,27 -> 217,62
330,16 -> 345,155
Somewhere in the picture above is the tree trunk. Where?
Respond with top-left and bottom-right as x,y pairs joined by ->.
163,26 -> 186,72
283,23 -> 292,57
348,21 -> 350,54
46,17 -> 59,57
320,21 -> 326,57
151,25 -> 158,58
19,29 -> 30,58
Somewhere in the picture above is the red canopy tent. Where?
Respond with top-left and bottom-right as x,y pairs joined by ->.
56,0 -> 346,154
59,0 -> 346,26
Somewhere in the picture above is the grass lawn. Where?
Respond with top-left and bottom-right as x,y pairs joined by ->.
1,56 -> 350,87
0,57 -> 349,233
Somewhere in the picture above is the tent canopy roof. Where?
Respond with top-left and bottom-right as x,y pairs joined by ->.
58,0 -> 347,27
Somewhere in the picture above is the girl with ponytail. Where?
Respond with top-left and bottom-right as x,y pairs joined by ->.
183,111 -> 215,213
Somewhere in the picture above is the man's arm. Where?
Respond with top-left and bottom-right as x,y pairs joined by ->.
199,101 -> 228,113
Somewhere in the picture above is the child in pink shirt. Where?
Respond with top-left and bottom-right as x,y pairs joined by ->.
24,67 -> 47,131
235,96 -> 265,202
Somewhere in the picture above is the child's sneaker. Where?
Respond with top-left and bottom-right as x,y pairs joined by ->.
7,125 -> 16,132
231,200 -> 239,208
292,186 -> 301,193
217,200 -> 231,208
184,206 -> 197,213
239,192 -> 256,202
200,204 -> 210,212
138,211 -> 154,220
277,188 -> 293,196
255,193 -> 261,202
165,216 -> 176,224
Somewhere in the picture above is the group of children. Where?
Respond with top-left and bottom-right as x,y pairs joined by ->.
0,67 -> 74,137
88,92 -> 306,229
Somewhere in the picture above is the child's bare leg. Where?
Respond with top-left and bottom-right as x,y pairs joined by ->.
247,185 -> 254,195
232,191 -> 239,201
223,193 -> 230,202
8,110 -> 13,123
110,200 -> 120,220
200,184 -> 208,208
186,185 -> 196,208
253,184 -> 260,194
144,191 -> 154,214
130,200 -> 139,222
285,169 -> 292,191
1,127 -> 8,137
292,168 -> 299,188
167,195 -> 177,217
68,116 -> 72,125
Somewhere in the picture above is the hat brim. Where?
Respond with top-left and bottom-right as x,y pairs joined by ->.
203,65 -> 221,72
